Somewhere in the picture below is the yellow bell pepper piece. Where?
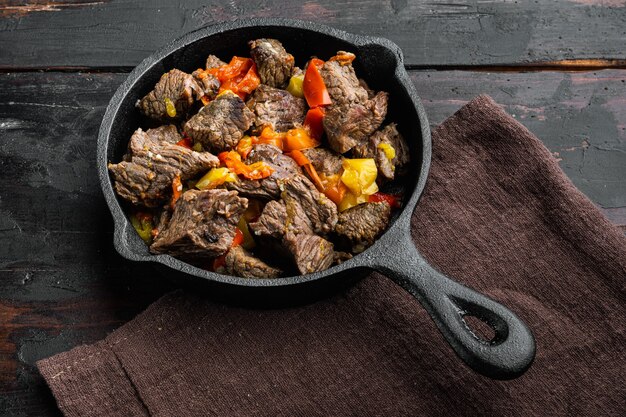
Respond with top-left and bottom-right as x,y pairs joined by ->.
237,217 -> 256,250
340,158 -> 379,197
286,74 -> 305,98
195,167 -> 238,190
130,213 -> 153,243
377,143 -> 396,161
164,97 -> 176,118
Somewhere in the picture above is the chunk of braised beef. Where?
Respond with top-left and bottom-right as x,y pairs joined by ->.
223,246 -> 283,278
334,202 -> 391,253
300,148 -> 344,177
205,54 -> 226,70
108,126 -> 219,207
152,206 -> 172,241
283,232 -> 334,274
248,199 -> 313,239
333,251 -> 353,265
249,38 -> 294,89
323,91 -> 388,154
352,123 -> 409,182
192,70 -> 221,100
246,84 -> 307,133
320,59 -> 369,107
281,175 -> 338,235
137,69 -> 202,122
150,189 -> 248,258
226,144 -> 302,200
184,91 -> 254,153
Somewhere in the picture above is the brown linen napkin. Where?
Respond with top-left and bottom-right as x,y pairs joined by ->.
38,95 -> 626,417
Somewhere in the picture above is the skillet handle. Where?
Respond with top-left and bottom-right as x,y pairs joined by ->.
372,233 -> 535,379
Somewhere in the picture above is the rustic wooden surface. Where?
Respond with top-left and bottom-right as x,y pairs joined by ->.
1,1 -> 625,416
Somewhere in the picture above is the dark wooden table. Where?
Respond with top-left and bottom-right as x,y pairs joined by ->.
1,1 -> 625,415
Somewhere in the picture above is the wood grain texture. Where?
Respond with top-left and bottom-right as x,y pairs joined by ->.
0,0 -> 626,69
0,69 -> 624,415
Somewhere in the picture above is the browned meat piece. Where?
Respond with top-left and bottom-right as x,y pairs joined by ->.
108,126 -> 219,207
358,78 -> 376,99
320,59 -> 369,107
226,144 -> 301,200
284,232 -> 334,274
152,206 -> 172,240
281,175 -> 338,235
150,189 -> 248,258
184,91 -> 254,153
137,69 -> 202,122
246,84 -> 306,133
323,91 -> 388,154
334,251 -> 353,265
223,246 -> 282,278
334,202 -> 391,253
192,70 -> 221,100
352,123 -> 410,182
249,199 -> 313,239
249,38 -> 294,89
301,148 -> 344,177
248,175 -> 337,275
205,54 -> 226,70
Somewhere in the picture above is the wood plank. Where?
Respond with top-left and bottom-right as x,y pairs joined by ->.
1,0 -> 626,69
0,69 -> 624,414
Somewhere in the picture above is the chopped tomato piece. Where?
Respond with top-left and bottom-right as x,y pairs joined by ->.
232,228 -> 244,247
303,107 -> 325,140
369,192 -> 402,208
303,58 -> 331,108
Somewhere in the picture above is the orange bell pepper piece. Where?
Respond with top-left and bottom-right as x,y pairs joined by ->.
218,151 -> 274,180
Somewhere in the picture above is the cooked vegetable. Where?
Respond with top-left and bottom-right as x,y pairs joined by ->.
283,127 -> 320,152
170,174 -> 183,209
329,51 -> 356,66
207,57 -> 261,100
303,107 -> 325,140
303,58 -> 332,108
341,159 -> 378,197
237,217 -> 256,250
286,73 -> 305,98
339,159 -> 379,211
377,143 -> 396,162
319,173 -> 347,206
130,212 -> 154,243
192,142 -> 203,152
369,192 -> 402,208
164,97 -> 177,118
218,150 -> 274,180
212,228 -> 245,270
176,136 -> 193,149
196,167 -> 238,190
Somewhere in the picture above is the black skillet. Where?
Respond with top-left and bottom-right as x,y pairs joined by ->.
97,19 -> 535,380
